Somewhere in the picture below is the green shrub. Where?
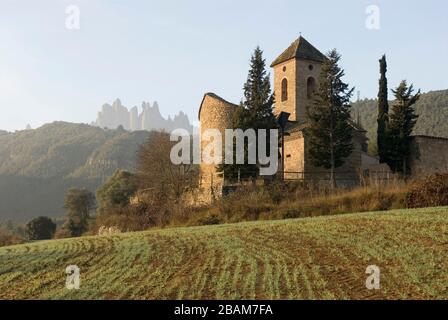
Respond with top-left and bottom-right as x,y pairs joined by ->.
25,216 -> 56,240
281,209 -> 301,220
93,203 -> 156,232
197,214 -> 221,226
96,170 -> 137,215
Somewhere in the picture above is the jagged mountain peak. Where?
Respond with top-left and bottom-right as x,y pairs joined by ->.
95,99 -> 193,133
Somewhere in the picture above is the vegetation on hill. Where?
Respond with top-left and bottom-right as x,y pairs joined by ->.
0,122 -> 150,221
0,222 -> 24,247
0,207 -> 446,299
352,89 -> 448,141
187,182 -> 408,227
90,172 -> 448,235
0,122 -> 149,179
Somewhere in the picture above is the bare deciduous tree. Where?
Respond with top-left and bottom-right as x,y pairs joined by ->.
136,131 -> 198,202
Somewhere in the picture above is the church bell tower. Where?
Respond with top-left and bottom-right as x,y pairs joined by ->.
271,36 -> 326,122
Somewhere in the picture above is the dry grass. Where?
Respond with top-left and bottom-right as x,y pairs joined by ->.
186,182 -> 408,226
407,173 -> 448,208
0,206 -> 447,300
0,227 -> 23,247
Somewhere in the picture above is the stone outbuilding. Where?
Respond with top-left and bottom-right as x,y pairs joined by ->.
409,135 -> 448,177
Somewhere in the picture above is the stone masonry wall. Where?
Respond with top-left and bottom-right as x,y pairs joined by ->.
295,59 -> 322,121
273,58 -> 322,122
274,59 -> 321,122
303,131 -> 364,185
409,136 -> 448,177
283,131 -> 305,180
198,93 -> 237,202
273,59 -> 297,120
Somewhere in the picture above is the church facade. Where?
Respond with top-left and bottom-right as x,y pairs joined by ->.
197,37 -> 385,201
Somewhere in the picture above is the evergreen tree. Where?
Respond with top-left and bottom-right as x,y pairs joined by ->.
96,170 -> 137,215
388,80 -> 420,175
306,49 -> 354,190
377,55 -> 390,163
63,188 -> 95,237
25,216 -> 56,240
219,46 -> 277,180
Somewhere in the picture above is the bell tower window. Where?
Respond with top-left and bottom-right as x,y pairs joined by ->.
307,77 -> 316,99
281,78 -> 288,102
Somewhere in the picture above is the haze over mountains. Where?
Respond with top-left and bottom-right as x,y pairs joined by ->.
0,122 -> 152,221
95,99 -> 193,133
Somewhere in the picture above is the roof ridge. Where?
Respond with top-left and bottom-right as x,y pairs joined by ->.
270,36 -> 326,67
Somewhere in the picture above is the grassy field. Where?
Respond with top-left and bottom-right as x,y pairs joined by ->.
0,207 -> 447,300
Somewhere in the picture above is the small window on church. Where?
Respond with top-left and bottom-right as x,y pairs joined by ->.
283,66 -> 286,72
307,77 -> 316,99
281,78 -> 288,102
308,64 -> 314,71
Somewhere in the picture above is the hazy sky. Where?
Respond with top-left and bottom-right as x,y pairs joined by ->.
1,0 -> 447,131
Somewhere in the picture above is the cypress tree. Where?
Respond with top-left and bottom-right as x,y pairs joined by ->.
388,80 -> 420,176
377,55 -> 389,163
306,49 -> 354,190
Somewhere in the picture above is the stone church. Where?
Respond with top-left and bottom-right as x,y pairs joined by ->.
197,37 -> 389,200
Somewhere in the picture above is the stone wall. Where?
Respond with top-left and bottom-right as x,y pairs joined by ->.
282,131 -> 305,180
302,131 -> 365,184
198,93 -> 237,202
409,136 -> 448,177
272,58 -> 322,122
295,59 -> 322,121
281,128 -> 368,184
273,59 -> 298,120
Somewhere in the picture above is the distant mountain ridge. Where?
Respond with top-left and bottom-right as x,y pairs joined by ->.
95,99 -> 193,133
0,122 -> 152,221
352,89 -> 448,141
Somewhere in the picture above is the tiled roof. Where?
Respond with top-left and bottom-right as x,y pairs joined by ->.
271,36 -> 327,67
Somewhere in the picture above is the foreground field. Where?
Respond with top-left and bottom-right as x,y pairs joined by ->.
0,207 -> 447,299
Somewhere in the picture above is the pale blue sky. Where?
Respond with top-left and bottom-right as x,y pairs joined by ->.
1,0 -> 447,131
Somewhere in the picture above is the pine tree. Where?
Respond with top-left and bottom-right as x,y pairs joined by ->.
388,80 -> 420,175
306,49 -> 354,190
377,55 -> 389,163
218,46 -> 277,180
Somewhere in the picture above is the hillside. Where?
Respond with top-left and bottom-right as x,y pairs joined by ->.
0,122 -> 151,221
0,207 -> 447,300
352,89 -> 448,141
